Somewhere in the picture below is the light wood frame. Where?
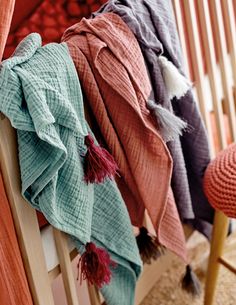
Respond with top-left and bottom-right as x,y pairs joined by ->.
0,116 -> 176,305
172,1 -> 236,305
0,4 -> 175,304
1,1 -> 236,305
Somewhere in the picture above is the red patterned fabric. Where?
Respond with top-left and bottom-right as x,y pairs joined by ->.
4,0 -> 107,59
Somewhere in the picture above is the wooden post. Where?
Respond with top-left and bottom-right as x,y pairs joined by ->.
0,118 -> 55,305
221,0 -> 236,87
182,0 -> 215,157
208,0 -> 236,142
0,0 -> 15,60
53,229 -> 80,305
87,285 -> 101,305
196,0 -> 227,151
171,0 -> 191,78
204,211 -> 229,305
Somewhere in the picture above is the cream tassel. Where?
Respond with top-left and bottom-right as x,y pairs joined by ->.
147,100 -> 187,142
158,56 -> 192,100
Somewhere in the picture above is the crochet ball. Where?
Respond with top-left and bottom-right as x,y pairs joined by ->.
204,143 -> 236,218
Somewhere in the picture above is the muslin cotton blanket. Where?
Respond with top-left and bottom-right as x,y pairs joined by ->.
62,13 -> 187,261
93,0 -> 213,238
0,33 -> 142,305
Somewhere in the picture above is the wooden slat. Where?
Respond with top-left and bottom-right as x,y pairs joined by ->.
171,0 -> 191,78
87,285 -> 101,305
182,0 -> 215,157
0,0 -> 15,60
218,231 -> 236,274
221,0 -> 236,87
48,248 -> 78,283
208,0 -> 236,142
53,229 -> 80,305
218,256 -> 236,274
204,211 -> 230,305
0,118 -> 55,305
196,0 -> 227,150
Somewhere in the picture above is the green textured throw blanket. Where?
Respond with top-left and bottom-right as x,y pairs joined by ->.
0,33 -> 142,305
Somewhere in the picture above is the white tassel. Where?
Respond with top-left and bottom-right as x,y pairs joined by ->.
158,56 -> 192,100
147,100 -> 187,142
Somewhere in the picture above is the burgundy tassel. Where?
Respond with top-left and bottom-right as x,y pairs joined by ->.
136,227 -> 165,264
181,264 -> 201,296
77,242 -> 117,288
84,134 -> 118,184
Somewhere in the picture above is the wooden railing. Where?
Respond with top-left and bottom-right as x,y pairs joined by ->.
0,1 -> 235,305
172,0 -> 236,156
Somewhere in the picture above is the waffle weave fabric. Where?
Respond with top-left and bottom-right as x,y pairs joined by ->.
0,33 -> 142,305
204,144 -> 236,219
62,13 -> 187,262
93,0 -> 213,239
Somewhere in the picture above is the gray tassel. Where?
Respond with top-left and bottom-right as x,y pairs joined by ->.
147,100 -> 187,142
181,265 -> 202,297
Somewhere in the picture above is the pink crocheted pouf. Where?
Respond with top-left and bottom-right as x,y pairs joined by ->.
204,143 -> 236,218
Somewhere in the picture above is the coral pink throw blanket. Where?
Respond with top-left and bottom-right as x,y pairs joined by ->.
62,13 -> 186,260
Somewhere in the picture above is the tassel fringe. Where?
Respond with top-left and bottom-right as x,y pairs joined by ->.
84,134 -> 118,184
158,55 -> 192,100
136,227 -> 165,264
181,264 -> 202,297
147,100 -> 187,142
77,242 -> 117,288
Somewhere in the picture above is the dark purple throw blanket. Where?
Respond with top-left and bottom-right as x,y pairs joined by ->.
92,0 -> 213,238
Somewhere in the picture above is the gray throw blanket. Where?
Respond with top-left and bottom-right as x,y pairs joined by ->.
93,0 -> 213,238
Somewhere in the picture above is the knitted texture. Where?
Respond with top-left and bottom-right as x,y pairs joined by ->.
93,0 -> 213,238
62,13 -> 187,262
3,0 -> 108,59
204,144 -> 236,218
0,33 -> 142,305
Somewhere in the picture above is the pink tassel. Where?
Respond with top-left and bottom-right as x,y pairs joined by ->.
77,242 -> 117,288
84,134 -> 118,184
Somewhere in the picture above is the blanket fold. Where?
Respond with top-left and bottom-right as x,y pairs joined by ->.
92,0 -> 213,238
0,33 -> 142,305
62,13 -> 187,262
